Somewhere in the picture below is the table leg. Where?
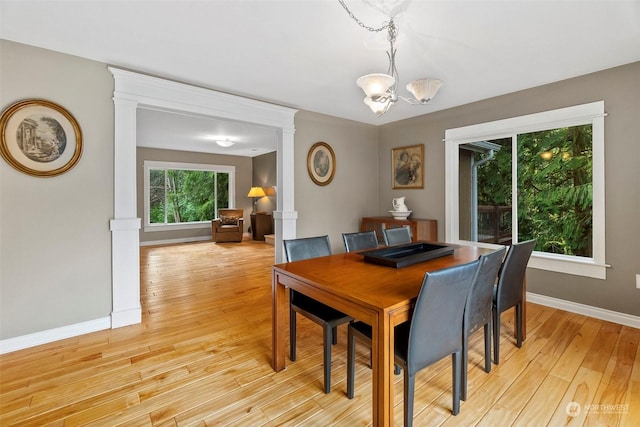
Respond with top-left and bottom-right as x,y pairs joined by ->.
371,311 -> 394,427
272,271 -> 286,372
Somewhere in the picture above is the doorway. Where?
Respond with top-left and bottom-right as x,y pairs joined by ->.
109,68 -> 297,329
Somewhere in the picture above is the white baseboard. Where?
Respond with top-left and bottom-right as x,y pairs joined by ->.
111,307 -> 141,328
527,292 -> 640,329
139,235 -> 211,246
4,292 -> 635,355
140,233 -> 253,247
0,317 -> 111,355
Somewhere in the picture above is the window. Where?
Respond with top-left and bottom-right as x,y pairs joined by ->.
143,161 -> 235,231
445,102 -> 607,279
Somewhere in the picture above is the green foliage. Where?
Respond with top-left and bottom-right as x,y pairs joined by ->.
216,173 -> 230,209
149,168 -> 230,224
476,125 -> 593,256
149,169 -> 166,224
477,137 -> 512,206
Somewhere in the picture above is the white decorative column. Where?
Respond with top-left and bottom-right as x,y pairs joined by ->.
274,127 -> 297,263
110,95 -> 142,327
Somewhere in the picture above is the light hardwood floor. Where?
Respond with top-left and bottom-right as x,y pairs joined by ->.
1,241 -> 639,426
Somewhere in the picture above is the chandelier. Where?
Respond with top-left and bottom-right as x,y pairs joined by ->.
339,1 -> 443,116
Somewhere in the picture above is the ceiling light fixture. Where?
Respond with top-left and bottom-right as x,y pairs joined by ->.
215,139 -> 235,147
339,0 -> 443,116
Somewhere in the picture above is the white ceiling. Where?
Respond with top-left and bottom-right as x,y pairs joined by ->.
2,0 -> 639,156
136,107 -> 280,157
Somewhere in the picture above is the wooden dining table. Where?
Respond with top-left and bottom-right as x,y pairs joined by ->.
271,243 -> 504,426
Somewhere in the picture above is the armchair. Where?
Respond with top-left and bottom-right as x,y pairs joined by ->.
211,209 -> 244,242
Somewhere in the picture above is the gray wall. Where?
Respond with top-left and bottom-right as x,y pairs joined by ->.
0,40 -> 114,338
2,38 -> 638,343
136,147 -> 253,244
252,151 -> 277,214
379,61 -> 640,316
293,110 -> 379,254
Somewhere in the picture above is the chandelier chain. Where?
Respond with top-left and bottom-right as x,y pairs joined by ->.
337,0 -> 388,33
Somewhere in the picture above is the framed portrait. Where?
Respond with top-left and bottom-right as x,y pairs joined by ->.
0,99 -> 82,177
307,141 -> 335,186
392,144 -> 424,189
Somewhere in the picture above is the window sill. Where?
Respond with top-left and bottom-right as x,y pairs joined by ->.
454,240 -> 608,280
528,252 -> 608,280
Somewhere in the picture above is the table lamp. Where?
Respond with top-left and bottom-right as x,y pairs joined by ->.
247,186 -> 266,213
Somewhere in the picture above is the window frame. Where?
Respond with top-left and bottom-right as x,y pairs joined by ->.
445,101 -> 607,279
143,160 -> 236,232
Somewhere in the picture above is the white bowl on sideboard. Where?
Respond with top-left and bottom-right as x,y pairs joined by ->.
389,210 -> 411,220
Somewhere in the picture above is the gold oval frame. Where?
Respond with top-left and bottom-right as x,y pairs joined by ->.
0,99 -> 82,177
307,141 -> 336,186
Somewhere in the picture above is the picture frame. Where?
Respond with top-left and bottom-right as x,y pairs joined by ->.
307,141 -> 335,186
392,144 -> 424,189
0,99 -> 82,177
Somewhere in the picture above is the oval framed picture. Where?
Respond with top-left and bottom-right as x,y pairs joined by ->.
0,99 -> 83,177
307,141 -> 335,186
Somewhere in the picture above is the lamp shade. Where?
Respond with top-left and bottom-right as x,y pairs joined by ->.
356,73 -> 395,98
363,96 -> 391,115
406,78 -> 443,103
247,186 -> 266,198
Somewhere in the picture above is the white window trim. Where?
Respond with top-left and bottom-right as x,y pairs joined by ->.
445,101 -> 607,279
143,160 -> 236,232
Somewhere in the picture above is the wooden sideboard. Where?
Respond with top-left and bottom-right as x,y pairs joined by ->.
360,216 -> 438,244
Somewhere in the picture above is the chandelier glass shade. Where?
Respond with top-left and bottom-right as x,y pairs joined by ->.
406,78 -> 444,104
356,73 -> 395,99
363,96 -> 391,115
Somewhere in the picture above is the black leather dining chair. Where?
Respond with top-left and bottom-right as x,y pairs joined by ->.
492,239 -> 536,364
461,247 -> 506,401
342,229 -> 401,374
342,230 -> 378,252
346,260 -> 480,424
283,235 -> 353,393
382,226 -> 412,246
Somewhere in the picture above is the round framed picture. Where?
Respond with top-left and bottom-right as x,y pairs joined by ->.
307,141 -> 335,186
0,99 -> 83,177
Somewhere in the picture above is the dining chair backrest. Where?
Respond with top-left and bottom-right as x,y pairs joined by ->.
342,230 -> 378,252
464,247 -> 507,334
495,239 -> 536,310
383,226 -> 412,246
460,247 -> 506,401
406,259 -> 479,374
283,235 -> 331,262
